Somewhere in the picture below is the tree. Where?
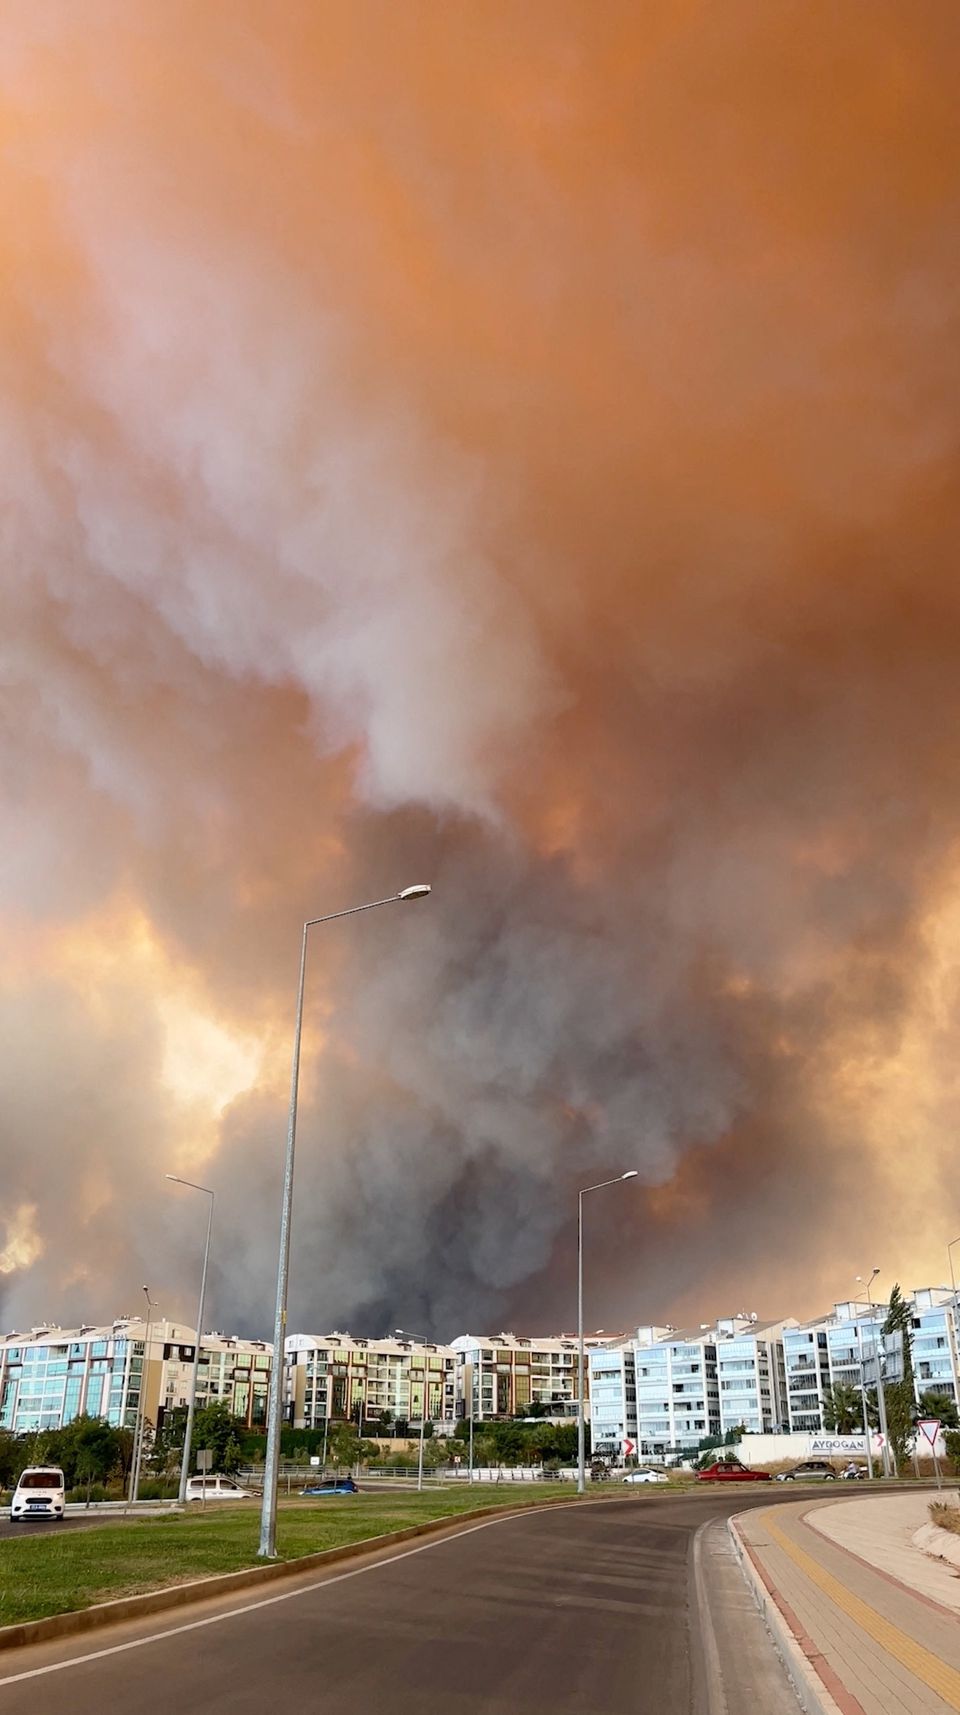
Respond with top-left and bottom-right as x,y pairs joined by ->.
0,1430 -> 23,1489
822,1384 -> 862,1434
883,1283 -> 915,1392
190,1402 -> 247,1473
150,1406 -> 187,1474
882,1284 -> 916,1475
917,1390 -> 960,1430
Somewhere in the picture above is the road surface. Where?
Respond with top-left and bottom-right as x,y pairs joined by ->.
0,1491 -> 800,1713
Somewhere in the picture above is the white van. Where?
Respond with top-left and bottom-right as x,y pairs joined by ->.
10,1466 -> 65,1522
184,1475 -> 253,1502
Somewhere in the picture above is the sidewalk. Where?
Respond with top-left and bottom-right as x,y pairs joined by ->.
732,1492 -> 960,1715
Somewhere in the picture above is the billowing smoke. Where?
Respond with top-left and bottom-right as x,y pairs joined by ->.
2,2 -> 960,1340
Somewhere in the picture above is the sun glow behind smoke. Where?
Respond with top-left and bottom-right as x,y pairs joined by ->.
1,2 -> 960,1335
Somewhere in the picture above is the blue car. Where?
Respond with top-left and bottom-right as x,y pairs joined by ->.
300,1477 -> 359,1496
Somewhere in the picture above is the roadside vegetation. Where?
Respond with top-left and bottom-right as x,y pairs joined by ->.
928,1501 -> 960,1535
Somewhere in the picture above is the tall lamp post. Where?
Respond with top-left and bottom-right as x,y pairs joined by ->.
857,1271 -> 891,1476
947,1239 -> 960,1428
165,1175 -> 215,1505
853,1269 -> 879,1480
577,1172 -> 639,1494
258,884 -> 431,1559
129,1285 -> 155,1505
468,1351 -> 475,1485
396,1329 -> 431,1492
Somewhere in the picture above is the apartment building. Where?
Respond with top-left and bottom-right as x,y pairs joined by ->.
714,1316 -> 792,1435
591,1316 -> 792,1460
0,1320 -> 272,1436
450,1332 -> 618,1423
285,1334 -> 457,1432
783,1288 -> 960,1433
589,1342 -> 637,1457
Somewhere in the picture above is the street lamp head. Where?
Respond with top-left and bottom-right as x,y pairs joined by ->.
621,1170 -> 639,1181
398,884 -> 431,900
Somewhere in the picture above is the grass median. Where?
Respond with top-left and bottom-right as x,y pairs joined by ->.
0,1482 -> 642,1627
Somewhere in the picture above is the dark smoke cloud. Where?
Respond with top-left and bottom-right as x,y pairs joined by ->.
2,2 -> 960,1339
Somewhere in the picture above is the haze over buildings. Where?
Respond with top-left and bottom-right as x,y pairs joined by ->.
2,4 -> 960,1342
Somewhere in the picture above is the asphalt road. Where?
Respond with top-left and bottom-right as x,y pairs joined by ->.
0,1489 -> 794,1714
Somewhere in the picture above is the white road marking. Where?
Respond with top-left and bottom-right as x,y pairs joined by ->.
0,1497 -> 628,1688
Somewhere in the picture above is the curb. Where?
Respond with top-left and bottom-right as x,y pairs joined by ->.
0,1491 -> 628,1654
727,1514 -> 840,1715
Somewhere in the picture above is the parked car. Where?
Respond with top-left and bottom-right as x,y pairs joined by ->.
9,1466 -> 65,1521
301,1477 -> 359,1496
775,1460 -> 838,1483
622,1468 -> 669,1485
185,1475 -> 254,1501
697,1459 -> 771,1483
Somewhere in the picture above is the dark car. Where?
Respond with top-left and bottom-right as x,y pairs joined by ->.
697,1459 -> 771,1483
300,1477 -> 359,1496
776,1460 -> 838,1483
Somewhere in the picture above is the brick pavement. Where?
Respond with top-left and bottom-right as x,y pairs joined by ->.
809,1492 -> 960,1614
733,1495 -> 960,1715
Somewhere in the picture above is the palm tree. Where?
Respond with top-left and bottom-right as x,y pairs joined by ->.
822,1383 -> 862,1433
916,1389 -> 960,1430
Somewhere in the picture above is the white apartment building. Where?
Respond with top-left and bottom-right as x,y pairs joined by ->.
591,1316 -> 793,1460
589,1342 -> 637,1457
783,1288 -> 960,1433
0,1320 -> 273,1436
714,1316 -> 793,1435
285,1334 -> 457,1432
450,1332 -> 618,1423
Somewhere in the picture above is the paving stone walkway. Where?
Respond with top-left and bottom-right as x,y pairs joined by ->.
735,1493 -> 960,1715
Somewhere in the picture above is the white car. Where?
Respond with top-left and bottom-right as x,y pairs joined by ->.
621,1468 -> 669,1484
10,1465 -> 65,1521
185,1475 -> 253,1501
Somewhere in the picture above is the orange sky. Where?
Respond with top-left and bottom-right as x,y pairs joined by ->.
2,2 -> 960,1337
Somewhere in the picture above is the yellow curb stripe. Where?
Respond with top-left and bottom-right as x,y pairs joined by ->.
760,1507 -> 960,1710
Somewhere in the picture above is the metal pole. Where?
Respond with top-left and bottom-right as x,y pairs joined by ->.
948,1240 -> 960,1421
855,1320 -> 874,1480
577,1190 -> 586,1494
259,922 -> 307,1559
257,887 -> 430,1559
468,1357 -> 475,1484
173,1183 -> 214,1505
321,1410 -> 329,1475
418,1344 -> 427,1492
575,1172 -> 637,1497
129,1288 -> 154,1505
872,1314 -> 891,1475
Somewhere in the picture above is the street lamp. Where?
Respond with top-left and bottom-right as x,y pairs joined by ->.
396,1329 -> 431,1492
129,1285 -> 155,1505
855,1270 -> 890,1476
853,1269 -> 879,1480
165,1175 -> 215,1505
947,1239 -> 960,1422
258,884 -> 431,1559
577,1172 -> 638,1495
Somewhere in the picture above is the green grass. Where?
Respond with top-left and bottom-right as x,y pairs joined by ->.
0,1483 -> 648,1627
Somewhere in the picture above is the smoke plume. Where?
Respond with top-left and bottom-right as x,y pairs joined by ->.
2,2 -> 960,1340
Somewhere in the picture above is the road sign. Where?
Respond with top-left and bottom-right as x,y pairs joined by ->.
622,1437 -> 636,1458
917,1419 -> 943,1491
196,1448 -> 213,1472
